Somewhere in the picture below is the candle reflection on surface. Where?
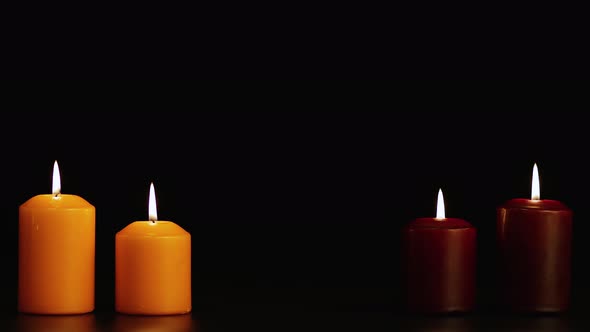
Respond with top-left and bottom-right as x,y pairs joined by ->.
398,314 -> 573,332
492,315 -> 572,332
113,313 -> 196,332
400,315 -> 475,332
16,313 -> 97,332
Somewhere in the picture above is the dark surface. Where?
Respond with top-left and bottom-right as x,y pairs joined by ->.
2,293 -> 590,332
1,105 -> 590,330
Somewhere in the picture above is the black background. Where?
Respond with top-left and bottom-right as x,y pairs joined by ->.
1,91 -> 589,331
3,1 -> 589,79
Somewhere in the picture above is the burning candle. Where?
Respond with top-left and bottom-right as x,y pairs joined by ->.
115,182 -> 191,315
18,161 -> 95,314
402,189 -> 476,313
497,163 -> 572,312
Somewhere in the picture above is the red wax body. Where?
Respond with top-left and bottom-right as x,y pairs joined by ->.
402,218 -> 476,313
497,198 -> 572,312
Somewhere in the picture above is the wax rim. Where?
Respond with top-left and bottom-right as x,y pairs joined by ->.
406,217 -> 474,229
499,198 -> 571,211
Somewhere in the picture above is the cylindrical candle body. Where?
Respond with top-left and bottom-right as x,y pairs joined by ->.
402,218 -> 476,313
18,194 -> 95,314
115,221 -> 191,315
497,198 -> 572,312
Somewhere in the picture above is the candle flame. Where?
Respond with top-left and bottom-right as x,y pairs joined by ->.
52,160 -> 61,197
531,163 -> 540,200
436,188 -> 445,219
149,182 -> 158,222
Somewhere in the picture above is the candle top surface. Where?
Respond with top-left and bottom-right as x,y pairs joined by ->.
500,198 -> 571,211
21,194 -> 94,209
406,217 -> 473,229
117,221 -> 190,238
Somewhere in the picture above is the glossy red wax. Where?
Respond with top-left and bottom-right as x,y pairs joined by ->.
497,198 -> 572,312
402,217 -> 476,313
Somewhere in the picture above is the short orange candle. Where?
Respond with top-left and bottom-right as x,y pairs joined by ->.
115,182 -> 191,315
18,161 -> 95,314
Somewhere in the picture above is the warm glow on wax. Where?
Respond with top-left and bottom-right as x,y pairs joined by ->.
531,163 -> 540,200
436,188 -> 445,219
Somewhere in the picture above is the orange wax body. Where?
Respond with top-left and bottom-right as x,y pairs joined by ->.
18,194 -> 96,314
115,221 -> 191,315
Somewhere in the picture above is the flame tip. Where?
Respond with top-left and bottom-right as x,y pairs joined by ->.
531,163 -> 540,200
51,160 -> 61,196
148,181 -> 158,221
436,189 -> 445,219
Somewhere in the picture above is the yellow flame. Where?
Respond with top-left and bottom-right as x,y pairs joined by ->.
149,182 -> 158,222
52,160 -> 61,197
531,163 -> 540,200
436,188 -> 445,219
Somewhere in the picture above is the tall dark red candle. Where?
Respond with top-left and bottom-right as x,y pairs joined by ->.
402,189 -> 476,313
497,163 -> 572,312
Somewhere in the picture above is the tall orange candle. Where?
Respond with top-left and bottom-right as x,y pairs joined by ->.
18,161 -> 95,314
115,182 -> 191,315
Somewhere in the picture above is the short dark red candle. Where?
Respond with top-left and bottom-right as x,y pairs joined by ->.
497,164 -> 572,312
402,189 -> 476,313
